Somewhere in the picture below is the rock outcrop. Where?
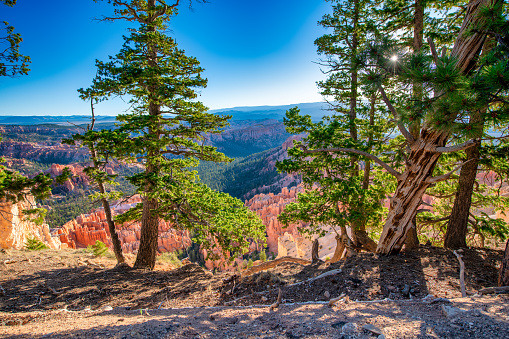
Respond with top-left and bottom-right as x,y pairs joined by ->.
0,141 -> 88,164
56,196 -> 191,254
0,196 -> 60,250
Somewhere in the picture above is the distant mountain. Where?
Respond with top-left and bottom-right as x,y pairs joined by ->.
209,102 -> 330,121
0,115 -> 117,125
0,102 -> 330,125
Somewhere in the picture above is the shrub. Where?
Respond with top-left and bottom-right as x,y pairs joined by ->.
157,252 -> 182,267
247,258 -> 254,268
87,240 -> 108,257
24,236 -> 49,251
259,250 -> 267,262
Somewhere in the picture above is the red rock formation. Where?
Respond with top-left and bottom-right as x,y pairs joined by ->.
56,196 -> 192,254
0,195 -> 61,250
0,140 -> 88,164
245,185 -> 306,256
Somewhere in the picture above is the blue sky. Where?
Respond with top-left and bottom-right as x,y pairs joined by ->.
0,0 -> 330,116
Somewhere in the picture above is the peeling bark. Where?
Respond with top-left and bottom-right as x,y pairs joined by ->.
376,0 -> 494,255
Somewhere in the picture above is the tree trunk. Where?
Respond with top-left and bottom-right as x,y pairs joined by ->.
376,0 -> 494,255
133,0 -> 163,270
311,239 -> 320,263
444,35 -> 494,249
330,235 -> 345,263
377,130 -> 447,254
499,239 -> 509,286
404,215 -> 420,251
100,188 -> 125,264
134,197 -> 159,269
444,142 -> 480,248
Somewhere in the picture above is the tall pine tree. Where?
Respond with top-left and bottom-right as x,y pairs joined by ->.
86,0 -> 265,269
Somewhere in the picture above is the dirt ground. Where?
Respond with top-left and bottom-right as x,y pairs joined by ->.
1,245 -> 508,338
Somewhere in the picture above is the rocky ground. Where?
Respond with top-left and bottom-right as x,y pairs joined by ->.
1,245 -> 508,338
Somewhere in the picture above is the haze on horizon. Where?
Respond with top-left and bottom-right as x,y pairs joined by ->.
0,0 -> 330,116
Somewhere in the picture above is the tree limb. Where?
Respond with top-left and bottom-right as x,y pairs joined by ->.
436,140 -> 476,153
425,159 -> 475,184
296,144 -> 402,179
378,86 -> 415,144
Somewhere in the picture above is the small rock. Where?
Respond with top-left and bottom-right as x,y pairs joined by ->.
378,335 -> 386,339
209,314 -> 215,321
324,291 -> 330,299
402,284 -> 410,297
442,305 -> 464,318
363,323 -> 383,336
341,322 -> 358,334
261,296 -> 268,302
386,285 -> 397,292
100,305 -> 113,311
331,321 -> 347,329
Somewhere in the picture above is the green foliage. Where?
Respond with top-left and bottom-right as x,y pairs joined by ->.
86,240 -> 109,257
247,258 -> 254,269
157,252 -> 182,267
0,0 -> 30,77
259,250 -> 267,262
80,0 -> 266,267
24,236 -> 48,251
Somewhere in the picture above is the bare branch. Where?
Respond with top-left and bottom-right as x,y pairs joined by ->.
436,140 -> 476,153
427,37 -> 441,66
296,144 -> 402,179
378,86 -> 415,144
425,159 -> 475,184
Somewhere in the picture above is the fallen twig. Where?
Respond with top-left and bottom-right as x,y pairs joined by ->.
270,288 -> 282,311
44,283 -> 62,296
0,284 -> 5,296
328,293 -> 346,307
285,269 -> 343,288
478,286 -> 509,295
453,250 -> 466,297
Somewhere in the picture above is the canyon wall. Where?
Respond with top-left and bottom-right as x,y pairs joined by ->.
0,141 -> 88,164
0,196 -> 60,250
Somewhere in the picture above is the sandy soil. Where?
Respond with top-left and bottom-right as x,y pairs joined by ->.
1,246 -> 508,338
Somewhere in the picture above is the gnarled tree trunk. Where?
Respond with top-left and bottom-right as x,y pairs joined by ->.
376,0 -> 494,255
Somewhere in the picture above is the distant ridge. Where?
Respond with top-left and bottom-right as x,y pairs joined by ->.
209,102 -> 329,121
0,102 -> 330,125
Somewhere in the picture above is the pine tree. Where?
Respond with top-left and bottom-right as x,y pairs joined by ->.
85,0 -> 265,269
63,98 -> 126,265
0,0 -> 30,77
278,0 -> 392,259
358,0 -> 509,253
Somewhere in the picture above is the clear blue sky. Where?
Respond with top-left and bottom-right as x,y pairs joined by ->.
0,0 -> 330,116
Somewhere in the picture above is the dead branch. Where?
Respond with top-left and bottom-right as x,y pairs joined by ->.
478,286 -> 509,295
378,85 -> 415,144
270,288 -> 282,311
285,269 -> 343,288
425,159 -> 475,184
44,283 -> 62,296
0,284 -> 5,296
436,140 -> 476,153
453,250 -> 467,297
241,256 -> 311,277
328,293 -> 346,307
296,144 -> 402,179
